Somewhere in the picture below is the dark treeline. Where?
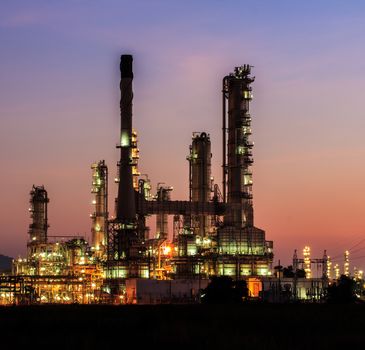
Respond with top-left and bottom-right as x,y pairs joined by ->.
1,303 -> 365,349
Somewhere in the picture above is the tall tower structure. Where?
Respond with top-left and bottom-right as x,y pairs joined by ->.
326,256 -> 332,279
217,65 -> 273,276
107,54 -> 147,280
223,65 -> 254,227
334,263 -> 340,279
303,246 -> 311,279
117,55 -> 136,222
156,185 -> 173,240
344,250 -> 350,277
110,54 -> 139,261
28,185 -> 49,244
91,160 -> 108,257
188,132 -> 212,237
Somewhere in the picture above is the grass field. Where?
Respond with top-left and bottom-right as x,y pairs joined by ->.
1,303 -> 364,349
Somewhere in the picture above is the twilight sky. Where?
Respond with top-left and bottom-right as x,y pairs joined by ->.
1,0 -> 365,270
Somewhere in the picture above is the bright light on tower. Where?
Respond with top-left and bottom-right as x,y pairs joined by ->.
303,246 -> 311,279
344,250 -> 350,277
334,263 -> 340,279
327,256 -> 332,280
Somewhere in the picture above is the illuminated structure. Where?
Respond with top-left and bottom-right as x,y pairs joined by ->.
104,58 -> 273,284
5,55 -> 363,305
344,250 -> 350,277
188,132 -> 213,239
156,185 -> 173,240
222,66 -> 255,226
326,255 -> 332,280
292,248 -> 328,280
334,263 -> 340,279
4,55 -> 276,305
105,55 -> 149,287
9,186 -> 104,305
215,65 -> 272,276
131,130 -> 140,190
91,160 -> 108,258
28,185 -> 49,245
92,57 -> 274,288
303,246 -> 311,278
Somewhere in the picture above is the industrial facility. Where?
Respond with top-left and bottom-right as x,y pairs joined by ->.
0,55 -> 359,305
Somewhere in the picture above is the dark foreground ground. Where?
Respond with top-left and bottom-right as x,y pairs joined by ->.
1,303 -> 364,349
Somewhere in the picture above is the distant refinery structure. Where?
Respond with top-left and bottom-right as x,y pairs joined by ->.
0,55 -> 361,305
103,56 -> 273,287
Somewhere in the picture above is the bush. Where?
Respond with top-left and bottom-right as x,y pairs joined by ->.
201,276 -> 248,304
326,275 -> 357,304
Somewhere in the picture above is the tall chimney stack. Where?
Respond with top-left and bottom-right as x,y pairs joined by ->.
116,54 -> 136,221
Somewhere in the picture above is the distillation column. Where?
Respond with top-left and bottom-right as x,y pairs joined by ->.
156,185 -> 173,240
223,65 -> 254,228
217,65 -> 273,276
28,185 -> 49,244
91,160 -> 108,258
188,132 -> 212,237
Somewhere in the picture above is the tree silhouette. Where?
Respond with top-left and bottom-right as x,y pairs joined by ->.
326,275 -> 357,303
201,276 -> 248,304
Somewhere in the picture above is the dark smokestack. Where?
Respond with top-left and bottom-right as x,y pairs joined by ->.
116,54 -> 136,221
120,55 -> 133,79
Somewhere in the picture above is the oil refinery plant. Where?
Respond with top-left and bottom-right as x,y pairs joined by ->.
1,55 -> 352,305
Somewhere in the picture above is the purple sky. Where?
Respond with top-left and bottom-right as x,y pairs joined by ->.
2,1 -> 365,270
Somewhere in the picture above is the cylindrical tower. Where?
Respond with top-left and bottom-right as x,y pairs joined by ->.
28,185 -> 49,243
188,132 -> 212,237
326,255 -> 332,280
344,250 -> 350,277
334,263 -> 340,279
156,185 -> 172,240
223,65 -> 254,228
107,55 -> 140,262
303,246 -> 311,279
91,160 -> 108,257
116,54 -> 136,222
